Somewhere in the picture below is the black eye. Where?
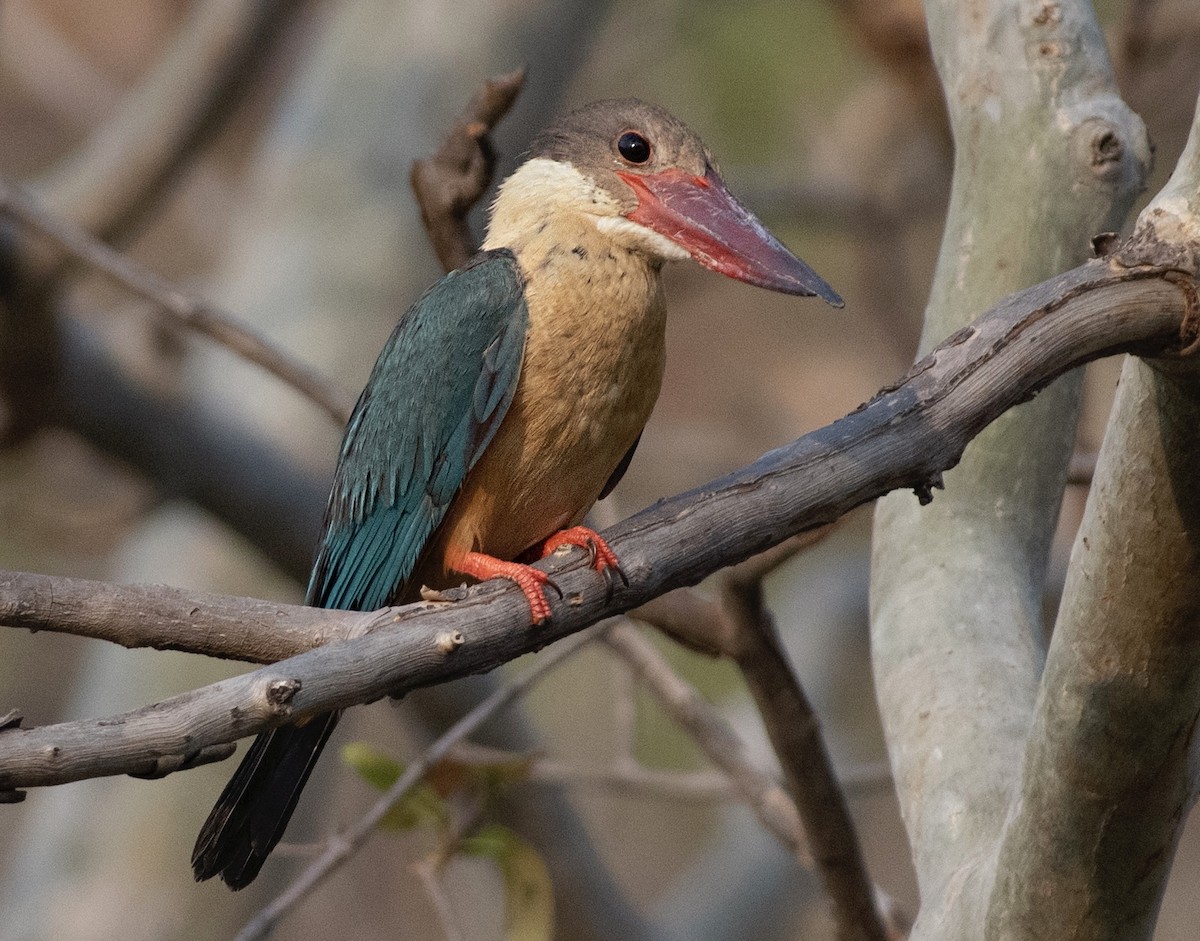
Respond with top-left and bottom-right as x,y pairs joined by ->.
617,131 -> 651,164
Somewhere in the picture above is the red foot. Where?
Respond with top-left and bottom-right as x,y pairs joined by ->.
452,552 -> 562,625
538,526 -> 628,600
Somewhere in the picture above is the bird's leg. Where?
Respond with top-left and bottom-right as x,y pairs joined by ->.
537,526 -> 629,600
450,552 -> 563,625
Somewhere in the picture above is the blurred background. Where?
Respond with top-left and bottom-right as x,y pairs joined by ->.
0,1 -> 1199,939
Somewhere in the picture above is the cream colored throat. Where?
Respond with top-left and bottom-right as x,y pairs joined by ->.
483,158 -> 689,263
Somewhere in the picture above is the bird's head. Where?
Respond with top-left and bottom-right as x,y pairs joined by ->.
489,98 -> 841,306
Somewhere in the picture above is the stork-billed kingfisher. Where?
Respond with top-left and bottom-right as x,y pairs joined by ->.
192,98 -> 841,888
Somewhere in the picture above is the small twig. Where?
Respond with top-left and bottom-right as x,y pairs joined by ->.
410,67 -> 527,272
605,622 -> 810,863
608,624 -> 909,933
0,181 -> 355,426
445,742 -> 894,802
629,516 -> 891,940
412,793 -> 487,941
234,626 -> 602,941
724,578 -> 889,941
447,741 -> 734,801
412,859 -> 468,941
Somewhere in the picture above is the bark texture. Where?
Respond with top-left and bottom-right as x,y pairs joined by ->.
870,2 -> 1150,937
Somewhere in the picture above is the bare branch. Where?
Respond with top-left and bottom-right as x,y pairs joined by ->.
0,181 -> 356,425
633,520 -> 886,940
515,753 -> 893,801
234,627 -> 601,941
34,0 -> 298,243
604,622 -> 809,862
410,68 -> 527,272
869,3 -> 1150,936
0,569 -> 362,663
413,859 -> 468,941
447,742 -> 738,801
608,621 -> 906,939
0,256 -> 1194,791
985,94 -> 1200,940
723,578 -> 887,941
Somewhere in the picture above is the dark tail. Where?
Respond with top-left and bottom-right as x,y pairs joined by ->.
192,711 -> 341,889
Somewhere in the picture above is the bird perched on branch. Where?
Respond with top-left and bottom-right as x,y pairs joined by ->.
192,98 -> 841,889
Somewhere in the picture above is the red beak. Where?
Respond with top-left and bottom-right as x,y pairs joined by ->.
618,166 -> 842,306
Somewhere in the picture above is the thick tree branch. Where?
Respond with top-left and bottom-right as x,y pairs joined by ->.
234,626 -> 601,941
985,96 -> 1200,941
869,3 -> 1150,937
0,255 -> 1194,795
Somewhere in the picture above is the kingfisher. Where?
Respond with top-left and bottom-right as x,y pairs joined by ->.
192,98 -> 841,888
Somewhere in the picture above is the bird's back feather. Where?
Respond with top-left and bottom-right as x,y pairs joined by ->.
192,250 -> 529,887
308,249 -> 529,609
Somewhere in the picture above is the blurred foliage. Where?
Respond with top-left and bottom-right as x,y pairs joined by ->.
342,741 -> 450,832
462,824 -> 555,941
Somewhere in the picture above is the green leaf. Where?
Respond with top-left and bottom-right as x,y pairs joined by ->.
340,742 -> 449,832
462,824 -> 554,941
341,741 -> 403,790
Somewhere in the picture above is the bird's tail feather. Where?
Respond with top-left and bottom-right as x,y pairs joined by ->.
192,711 -> 341,889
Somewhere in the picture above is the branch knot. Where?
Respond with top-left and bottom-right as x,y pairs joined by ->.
265,678 -> 302,716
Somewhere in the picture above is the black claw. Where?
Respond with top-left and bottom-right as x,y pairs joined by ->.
544,576 -> 564,600
600,563 -> 629,603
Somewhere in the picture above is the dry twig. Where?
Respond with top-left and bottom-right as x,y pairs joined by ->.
447,741 -> 892,802
410,67 -> 527,272
234,626 -> 601,941
0,181 -> 356,426
631,521 -> 892,941
607,622 -> 907,938
724,576 -> 888,940
605,622 -> 808,860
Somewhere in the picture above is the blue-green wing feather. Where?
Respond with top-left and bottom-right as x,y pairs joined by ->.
307,249 -> 527,611
193,251 -> 527,889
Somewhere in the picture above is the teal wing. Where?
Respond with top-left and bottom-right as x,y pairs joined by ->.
307,249 -> 528,611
